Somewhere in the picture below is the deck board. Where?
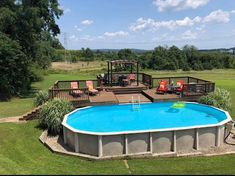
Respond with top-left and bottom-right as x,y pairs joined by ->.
142,89 -> 180,102
89,91 -> 118,105
115,93 -> 151,103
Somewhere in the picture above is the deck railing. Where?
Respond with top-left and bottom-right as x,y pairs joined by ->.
181,82 -> 215,97
48,80 -> 98,101
142,73 -> 153,88
48,75 -> 215,102
151,76 -> 215,97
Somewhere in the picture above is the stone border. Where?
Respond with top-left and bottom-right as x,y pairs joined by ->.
39,130 -> 235,160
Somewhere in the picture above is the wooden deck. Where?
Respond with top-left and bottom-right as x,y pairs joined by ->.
89,91 -> 118,105
142,89 -> 180,102
115,93 -> 151,103
54,88 -> 202,107
142,89 -> 202,102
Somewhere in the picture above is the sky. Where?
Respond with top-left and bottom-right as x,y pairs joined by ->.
57,0 -> 235,50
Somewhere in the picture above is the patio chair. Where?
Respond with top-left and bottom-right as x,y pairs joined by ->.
156,80 -> 168,94
175,80 -> 185,93
86,80 -> 99,95
70,82 -> 83,96
128,74 -> 136,83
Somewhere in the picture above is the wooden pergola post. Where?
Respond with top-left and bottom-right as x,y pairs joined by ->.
110,62 -> 113,87
107,61 -> 110,86
137,62 -> 139,86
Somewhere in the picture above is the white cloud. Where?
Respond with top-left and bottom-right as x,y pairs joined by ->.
130,16 -> 202,31
81,20 -> 93,25
130,9 -> 232,32
80,35 -> 94,41
104,31 -> 129,37
203,9 -> 230,23
152,33 -> 169,41
74,25 -> 82,32
181,30 -> 197,39
59,6 -> 71,14
69,35 -> 78,41
153,0 -> 209,12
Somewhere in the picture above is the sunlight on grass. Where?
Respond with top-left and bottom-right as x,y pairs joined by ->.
0,69 -> 234,118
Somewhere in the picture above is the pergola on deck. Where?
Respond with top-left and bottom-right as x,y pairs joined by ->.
106,60 -> 140,86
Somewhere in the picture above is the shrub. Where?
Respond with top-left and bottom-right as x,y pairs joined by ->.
39,99 -> 73,135
34,91 -> 49,107
199,87 -> 231,111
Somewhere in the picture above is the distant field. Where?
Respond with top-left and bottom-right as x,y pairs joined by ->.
0,66 -> 234,118
51,61 -> 106,71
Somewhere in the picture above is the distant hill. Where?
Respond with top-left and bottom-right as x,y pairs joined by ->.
199,47 -> 235,54
92,49 -> 151,54
93,47 -> 235,54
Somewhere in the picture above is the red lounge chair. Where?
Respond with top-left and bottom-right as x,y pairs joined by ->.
128,74 -> 136,82
86,81 -> 99,95
176,80 -> 185,92
156,80 -> 168,94
70,82 -> 83,96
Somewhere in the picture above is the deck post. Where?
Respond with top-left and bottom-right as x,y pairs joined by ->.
111,62 -> 113,87
107,61 -> 110,86
137,62 -> 139,86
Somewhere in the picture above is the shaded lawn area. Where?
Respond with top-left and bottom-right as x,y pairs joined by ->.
0,69 -> 234,118
0,71 -> 97,118
1,121 -> 235,174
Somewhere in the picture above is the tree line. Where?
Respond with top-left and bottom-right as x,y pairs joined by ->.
1,1 -> 235,99
57,46 -> 235,71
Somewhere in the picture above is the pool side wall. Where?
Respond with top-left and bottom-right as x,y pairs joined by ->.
63,125 -> 226,158
62,102 -> 230,159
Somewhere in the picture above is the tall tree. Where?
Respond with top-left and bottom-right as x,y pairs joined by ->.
0,0 -> 63,97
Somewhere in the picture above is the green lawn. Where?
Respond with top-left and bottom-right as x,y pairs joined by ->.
1,69 -> 234,118
1,69 -> 235,174
0,121 -> 128,175
1,121 -> 235,174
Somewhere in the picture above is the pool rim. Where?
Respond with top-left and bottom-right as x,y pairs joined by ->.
62,102 -> 232,136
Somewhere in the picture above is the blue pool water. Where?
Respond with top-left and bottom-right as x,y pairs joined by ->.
65,102 -> 228,133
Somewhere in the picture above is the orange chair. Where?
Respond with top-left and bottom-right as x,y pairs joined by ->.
156,80 -> 168,94
86,81 -> 99,95
176,80 -> 185,92
128,74 -> 136,82
70,82 -> 83,96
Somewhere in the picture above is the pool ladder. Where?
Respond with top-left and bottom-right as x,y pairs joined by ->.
132,96 -> 141,111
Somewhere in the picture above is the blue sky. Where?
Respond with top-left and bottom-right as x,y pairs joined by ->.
57,0 -> 235,50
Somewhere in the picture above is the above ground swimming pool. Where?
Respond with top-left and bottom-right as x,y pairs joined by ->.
62,102 -> 231,159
